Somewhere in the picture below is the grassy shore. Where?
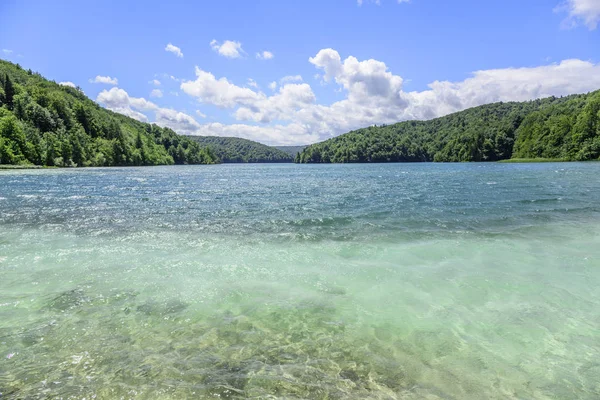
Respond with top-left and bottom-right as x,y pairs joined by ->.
0,164 -> 50,169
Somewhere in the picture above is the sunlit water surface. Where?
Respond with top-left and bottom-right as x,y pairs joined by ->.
1,163 -> 599,399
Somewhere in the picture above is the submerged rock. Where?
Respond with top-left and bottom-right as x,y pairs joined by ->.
136,298 -> 188,317
46,288 -> 90,311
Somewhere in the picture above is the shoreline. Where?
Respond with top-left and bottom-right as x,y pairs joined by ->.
0,165 -> 50,170
2,159 -> 596,169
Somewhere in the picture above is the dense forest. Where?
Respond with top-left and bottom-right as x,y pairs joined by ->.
296,90 -> 600,163
187,135 -> 293,163
0,60 -> 218,167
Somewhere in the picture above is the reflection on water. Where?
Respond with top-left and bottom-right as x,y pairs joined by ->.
1,163 -> 600,399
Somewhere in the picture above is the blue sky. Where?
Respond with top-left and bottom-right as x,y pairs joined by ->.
1,0 -> 599,145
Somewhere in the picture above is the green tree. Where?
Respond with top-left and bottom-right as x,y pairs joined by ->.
3,73 -> 15,110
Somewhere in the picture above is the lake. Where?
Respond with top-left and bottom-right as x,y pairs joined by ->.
1,163 -> 599,399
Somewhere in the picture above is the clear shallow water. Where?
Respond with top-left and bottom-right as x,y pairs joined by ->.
1,163 -> 599,399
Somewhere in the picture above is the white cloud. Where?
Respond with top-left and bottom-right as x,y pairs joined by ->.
234,83 -> 316,123
89,75 -> 118,85
165,43 -> 183,58
180,66 -> 262,108
2,49 -> 13,54
309,48 -> 405,106
210,39 -> 243,58
556,0 -> 600,29
150,79 -> 161,86
59,81 -> 76,88
256,51 -> 274,60
247,78 -> 259,88
96,87 -> 154,122
150,89 -> 163,98
196,110 -> 207,118
181,66 -> 316,124
280,75 -> 303,84
96,87 -> 201,134
155,108 -> 201,133
98,49 -> 600,146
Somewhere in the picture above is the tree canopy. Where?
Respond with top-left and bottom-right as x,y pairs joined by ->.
296,90 -> 600,163
0,60 -> 218,167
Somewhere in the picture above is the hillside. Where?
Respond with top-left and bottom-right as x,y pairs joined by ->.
274,145 -> 308,157
296,90 -> 600,163
0,59 -> 218,167
187,135 -> 293,163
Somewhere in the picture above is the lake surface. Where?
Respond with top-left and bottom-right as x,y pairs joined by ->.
1,163 -> 599,399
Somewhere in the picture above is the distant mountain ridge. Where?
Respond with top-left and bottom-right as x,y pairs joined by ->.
187,135 -> 293,163
274,145 -> 308,157
296,90 -> 600,163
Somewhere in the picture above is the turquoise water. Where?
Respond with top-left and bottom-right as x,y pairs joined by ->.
1,163 -> 599,399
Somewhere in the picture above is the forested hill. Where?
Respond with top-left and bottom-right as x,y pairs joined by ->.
274,145 -> 308,158
0,59 -> 218,167
296,90 -> 600,163
187,136 -> 293,163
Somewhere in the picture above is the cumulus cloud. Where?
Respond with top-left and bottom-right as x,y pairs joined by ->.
59,81 -> 76,88
150,89 -> 163,98
210,39 -> 243,58
155,108 -> 201,133
234,83 -> 316,123
181,66 -> 316,124
256,51 -> 274,60
196,110 -> 207,118
310,49 -> 405,104
96,87 -> 201,135
90,75 -> 118,85
98,49 -> 600,146
556,0 -> 600,29
2,49 -> 13,54
149,79 -> 161,86
96,87 -> 153,122
165,43 -> 183,58
180,66 -> 262,108
247,78 -> 259,88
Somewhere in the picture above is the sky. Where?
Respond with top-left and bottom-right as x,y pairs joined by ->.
1,0 -> 599,145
